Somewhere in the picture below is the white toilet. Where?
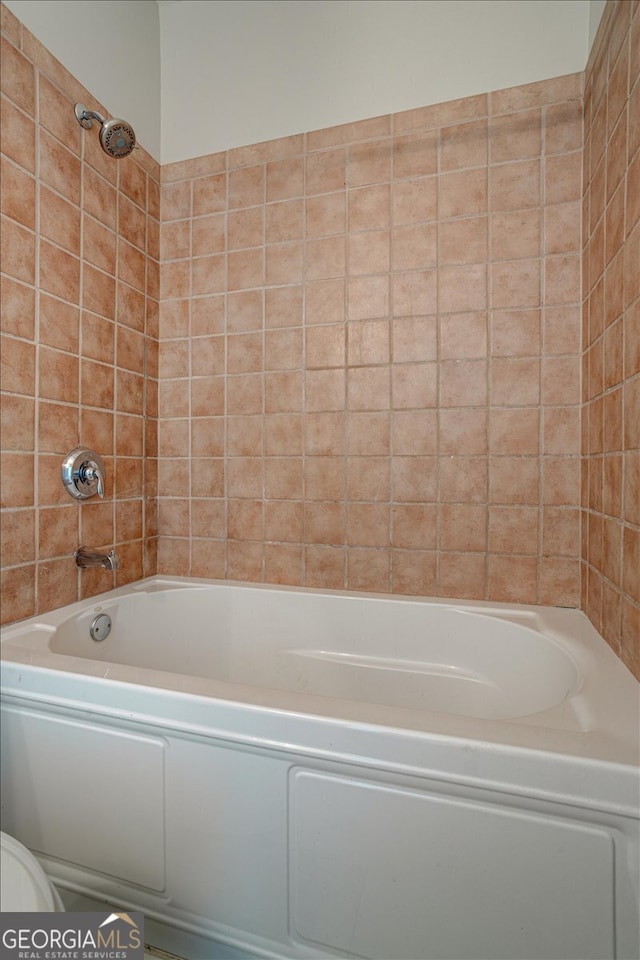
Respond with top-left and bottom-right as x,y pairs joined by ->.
0,831 -> 65,911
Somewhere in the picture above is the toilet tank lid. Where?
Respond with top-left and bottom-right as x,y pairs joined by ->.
0,831 -> 58,912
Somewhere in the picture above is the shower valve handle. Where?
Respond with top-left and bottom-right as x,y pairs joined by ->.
80,461 -> 104,498
62,448 -> 106,500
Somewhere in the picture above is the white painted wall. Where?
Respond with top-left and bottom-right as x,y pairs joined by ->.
3,0 -> 161,160
160,0 -> 593,164
5,0 -> 600,167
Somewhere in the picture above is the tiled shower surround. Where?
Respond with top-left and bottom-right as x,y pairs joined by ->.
582,0 -> 640,677
0,3 -> 159,619
1,1 -> 638,678
157,74 -> 585,607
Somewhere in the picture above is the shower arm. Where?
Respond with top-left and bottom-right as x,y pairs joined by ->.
74,105 -> 106,129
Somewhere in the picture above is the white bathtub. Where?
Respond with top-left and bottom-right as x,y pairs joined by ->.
1,576 -> 639,960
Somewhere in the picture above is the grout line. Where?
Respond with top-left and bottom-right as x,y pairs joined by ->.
33,60 -> 42,613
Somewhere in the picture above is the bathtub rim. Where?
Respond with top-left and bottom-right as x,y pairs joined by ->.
1,655 -> 638,822
38,576 -> 585,723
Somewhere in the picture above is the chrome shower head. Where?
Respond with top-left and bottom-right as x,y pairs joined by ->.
75,103 -> 136,159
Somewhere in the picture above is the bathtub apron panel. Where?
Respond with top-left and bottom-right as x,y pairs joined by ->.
164,738 -> 289,943
289,768 -> 615,960
0,705 -> 165,891
2,698 -> 639,960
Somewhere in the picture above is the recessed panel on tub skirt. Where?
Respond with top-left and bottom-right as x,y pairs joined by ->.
0,706 -> 165,891
288,769 -> 615,960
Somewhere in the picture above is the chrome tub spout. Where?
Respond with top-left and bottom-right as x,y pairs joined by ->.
75,547 -> 121,571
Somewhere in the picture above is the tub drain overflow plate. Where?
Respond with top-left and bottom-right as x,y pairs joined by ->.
90,613 -> 112,642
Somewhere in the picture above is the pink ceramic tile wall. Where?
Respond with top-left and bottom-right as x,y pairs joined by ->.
0,2 -> 158,623
582,0 -> 640,678
4,0 -> 637,680
157,71 -> 585,606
